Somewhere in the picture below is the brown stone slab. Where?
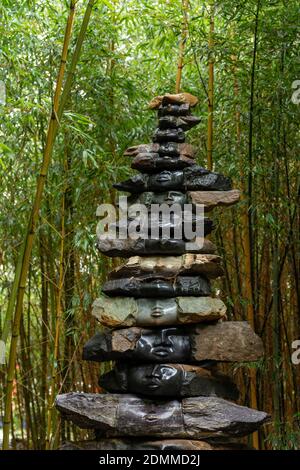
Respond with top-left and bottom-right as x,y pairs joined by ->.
131,153 -> 196,172
158,115 -> 201,131
109,254 -> 224,280
192,322 -> 264,362
124,143 -> 196,158
92,296 -> 226,328
56,393 -> 269,438
188,190 -> 241,211
149,92 -> 199,109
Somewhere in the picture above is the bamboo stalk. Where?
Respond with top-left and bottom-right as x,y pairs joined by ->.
175,0 -> 189,93
0,1 -> 76,350
207,0 -> 214,170
1,0 -> 97,450
39,232 -> 48,448
232,22 -> 260,448
45,190 -> 65,450
272,46 -> 285,435
246,1 -> 260,450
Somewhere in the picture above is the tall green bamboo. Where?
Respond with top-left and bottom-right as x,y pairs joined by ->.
2,0 -> 96,450
175,0 -> 189,93
207,0 -> 214,170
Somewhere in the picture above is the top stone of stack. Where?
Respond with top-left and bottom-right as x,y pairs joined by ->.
113,91 -> 233,193
148,92 -> 199,110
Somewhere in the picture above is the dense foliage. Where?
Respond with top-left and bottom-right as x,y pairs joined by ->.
0,0 -> 299,449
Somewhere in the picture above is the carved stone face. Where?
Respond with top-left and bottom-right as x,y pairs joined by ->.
135,327 -> 191,362
136,299 -> 177,326
163,191 -> 186,206
138,279 -> 174,298
150,171 -> 183,191
118,396 -> 182,435
158,142 -> 179,154
127,364 -> 183,396
128,191 -> 186,210
176,276 -> 206,296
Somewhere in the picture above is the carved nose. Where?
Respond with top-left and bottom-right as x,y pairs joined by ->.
150,364 -> 162,378
160,330 -> 172,345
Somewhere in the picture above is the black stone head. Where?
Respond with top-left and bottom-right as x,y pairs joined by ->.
135,327 -> 191,362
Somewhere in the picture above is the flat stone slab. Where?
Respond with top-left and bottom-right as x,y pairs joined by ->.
131,153 -> 196,172
149,92 -> 199,109
82,321 -> 264,364
188,190 -> 241,211
107,214 -> 214,237
102,275 -> 211,298
153,128 -> 186,143
97,237 -> 216,257
92,296 -> 227,328
158,115 -> 201,131
124,143 -> 195,158
60,439 -> 251,451
56,393 -> 269,438
113,167 -> 232,193
158,103 -> 191,117
109,254 -> 224,280
126,190 -> 239,212
99,363 -> 238,400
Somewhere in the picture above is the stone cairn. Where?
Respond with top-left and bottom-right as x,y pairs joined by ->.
56,92 -> 269,451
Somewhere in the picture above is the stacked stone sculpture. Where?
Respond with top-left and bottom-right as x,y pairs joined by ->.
56,92 -> 269,450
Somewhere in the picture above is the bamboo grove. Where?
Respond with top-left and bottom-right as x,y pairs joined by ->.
0,0 -> 299,450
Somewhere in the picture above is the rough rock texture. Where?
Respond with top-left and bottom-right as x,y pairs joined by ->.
99,363 -> 239,400
60,439 -> 251,451
113,167 -> 232,193
55,393 -> 269,438
148,92 -> 199,109
102,275 -> 211,298
158,115 -> 201,131
177,297 -> 226,323
124,143 -> 195,158
82,321 -> 264,363
92,296 -> 227,328
158,103 -> 190,117
153,128 -> 185,143
109,254 -> 224,280
192,322 -> 264,362
188,190 -> 241,211
131,153 -> 196,172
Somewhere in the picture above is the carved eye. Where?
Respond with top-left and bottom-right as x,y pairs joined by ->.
159,366 -> 177,379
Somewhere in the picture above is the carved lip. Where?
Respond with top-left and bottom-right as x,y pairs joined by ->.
155,174 -> 170,183
145,414 -> 158,422
152,348 -> 170,357
151,308 -> 163,317
165,196 -> 176,203
146,383 -> 160,390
